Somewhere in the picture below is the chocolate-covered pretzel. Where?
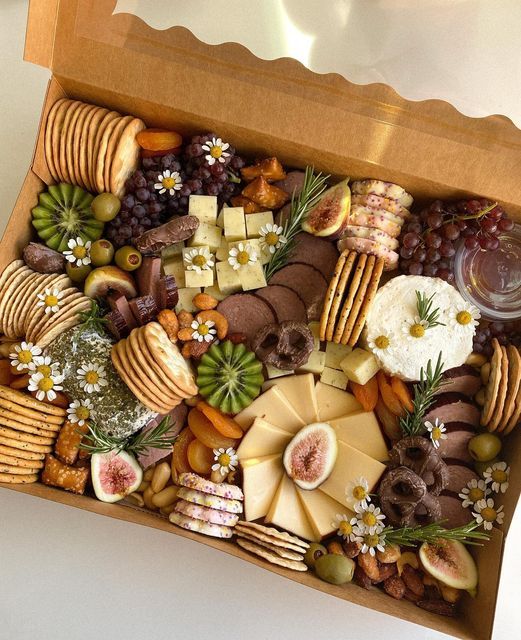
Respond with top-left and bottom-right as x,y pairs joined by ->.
251,321 -> 314,370
389,436 -> 449,496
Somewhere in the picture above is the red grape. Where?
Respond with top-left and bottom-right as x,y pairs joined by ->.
413,246 -> 427,262
443,223 -> 460,241
465,235 -> 480,250
400,246 -> 414,259
408,262 -> 423,275
439,241 -> 455,258
480,218 -> 497,234
498,217 -> 514,232
403,232 -> 420,249
425,232 -> 442,249
426,212 -> 443,229
425,248 -> 440,263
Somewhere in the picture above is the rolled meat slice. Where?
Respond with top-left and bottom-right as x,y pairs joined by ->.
268,262 -> 328,321
217,294 -> 276,346
286,232 -> 339,279
424,393 -> 481,429
435,365 -> 481,398
255,284 -> 308,324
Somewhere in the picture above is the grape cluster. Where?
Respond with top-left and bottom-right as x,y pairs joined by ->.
399,199 -> 513,283
474,321 -> 521,357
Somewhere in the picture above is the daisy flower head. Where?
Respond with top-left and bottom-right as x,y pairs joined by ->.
212,447 -> 238,476
472,497 -> 504,531
154,169 -> 183,195
9,342 -> 42,371
346,476 -> 371,508
354,502 -> 386,535
331,513 -> 358,542
184,247 -> 214,273
202,137 -> 230,165
67,399 -> 95,426
63,237 -> 91,267
28,355 -> 61,377
449,302 -> 480,331
459,478 -> 490,509
36,288 -> 65,315
28,370 -> 64,402
191,319 -> 217,343
483,461 -> 510,494
368,333 -> 393,355
228,242 -> 257,270
259,223 -> 287,254
77,363 -> 108,394
354,527 -> 386,556
403,316 -> 428,340
424,418 -> 447,449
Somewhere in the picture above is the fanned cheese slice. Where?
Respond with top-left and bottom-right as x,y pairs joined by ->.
241,454 -> 284,522
265,473 -> 315,541
315,381 -> 362,421
330,411 -> 389,462
237,418 -> 292,460
296,487 -> 353,542
266,373 -> 319,427
234,386 -> 305,432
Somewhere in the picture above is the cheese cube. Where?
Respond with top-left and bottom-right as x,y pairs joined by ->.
216,261 -> 242,295
297,350 -> 326,375
308,322 -> 321,350
238,261 -> 267,291
188,195 -> 218,225
216,208 -> 225,229
325,342 -> 353,370
320,366 -> 349,390
184,268 -> 214,288
187,222 -> 222,251
175,287 -> 201,313
242,454 -> 284,522
162,257 -> 185,288
330,411 -> 389,462
203,284 -> 227,302
265,364 -> 294,380
340,348 -> 380,385
245,211 -> 274,238
223,207 -> 246,241
315,382 -> 362,421
215,237 -> 230,262
161,242 -> 184,260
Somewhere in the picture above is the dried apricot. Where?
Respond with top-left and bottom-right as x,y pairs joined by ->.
136,128 -> 183,152
377,371 -> 404,417
187,439 -> 215,474
187,408 -> 238,450
374,397 -> 402,441
172,427 -> 195,474
10,374 -> 30,390
197,400 -> 243,438
351,375 -> 379,412
391,377 -> 414,413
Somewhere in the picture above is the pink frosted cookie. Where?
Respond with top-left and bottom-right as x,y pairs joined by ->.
175,499 -> 239,526
337,237 -> 399,271
169,511 -> 233,538
178,472 -> 244,501
177,487 -> 244,514
351,179 -> 413,208
351,193 -> 410,218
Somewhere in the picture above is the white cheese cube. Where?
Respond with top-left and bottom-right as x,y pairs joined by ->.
266,364 -> 294,379
184,268 -> 214,288
309,322 -> 321,350
203,284 -> 227,302
188,223 -> 222,252
325,342 -> 353,370
238,261 -> 267,291
320,366 -> 349,390
298,350 -> 326,375
175,287 -> 201,313
161,242 -> 184,260
245,211 -> 274,238
216,207 -> 226,229
340,348 -> 380,385
215,237 -> 230,262
162,257 -> 185,288
188,195 -> 217,225
223,207 -> 246,242
216,261 -> 242,295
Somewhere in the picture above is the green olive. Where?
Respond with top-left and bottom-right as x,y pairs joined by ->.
315,553 -> 355,585
66,262 -> 92,283
468,433 -> 502,463
304,542 -> 327,568
91,193 -> 121,222
90,239 -> 115,267
114,245 -> 142,271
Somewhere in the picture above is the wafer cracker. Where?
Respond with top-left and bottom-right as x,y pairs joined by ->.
0,385 -> 66,417
0,397 -> 63,425
0,463 -> 41,475
0,426 -> 55,446
110,117 -> 146,198
487,346 -> 509,432
481,339 -> 503,428
235,530 -> 305,561
348,257 -> 385,346
341,255 -> 376,345
0,443 -> 46,461
333,253 -> 367,343
0,435 -> 53,454
498,345 -> 521,432
235,521 -> 309,549
325,251 -> 356,342
0,472 -> 38,484
319,251 -> 349,341
44,98 -> 68,181
236,538 -> 307,571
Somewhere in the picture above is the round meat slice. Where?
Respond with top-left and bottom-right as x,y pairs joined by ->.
255,285 -> 307,324
268,263 -> 328,321
217,294 -> 276,346
287,232 -> 339,279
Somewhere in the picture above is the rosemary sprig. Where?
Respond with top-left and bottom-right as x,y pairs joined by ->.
78,300 -> 107,334
80,416 -> 176,456
415,290 -> 445,330
383,520 -> 489,547
399,352 -> 445,436
263,166 -> 330,280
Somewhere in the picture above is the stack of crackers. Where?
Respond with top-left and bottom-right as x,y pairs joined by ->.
235,521 -> 310,572
481,338 -> 521,435
319,250 -> 385,346
111,322 -> 198,414
0,384 -> 66,484
44,98 -> 145,197
0,260 -> 91,347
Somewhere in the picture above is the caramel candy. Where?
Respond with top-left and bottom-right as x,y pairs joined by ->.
54,420 -> 88,465
41,454 -> 89,495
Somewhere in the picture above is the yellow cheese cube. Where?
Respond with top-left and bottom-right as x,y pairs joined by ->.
187,222 -> 222,251
330,411 -> 389,462
297,488 -> 353,541
320,366 -> 349,390
237,418 -> 292,460
315,381 -> 362,421
175,287 -> 201,313
215,237 -> 230,262
340,348 -> 380,385
297,350 -> 326,375
325,342 -> 353,370
235,386 -> 305,433
184,268 -> 214,288
162,257 -> 185,288
203,284 -> 227,302
238,261 -> 267,291
161,242 -> 184,260
188,195 -> 217,225
241,454 -> 284,522
216,261 -> 242,295
245,211 -> 274,238
223,207 -> 246,241
265,474 -> 316,541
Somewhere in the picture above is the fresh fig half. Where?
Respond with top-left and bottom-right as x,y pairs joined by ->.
91,450 -> 143,503
283,423 -> 337,490
302,179 -> 351,239
419,539 -> 478,590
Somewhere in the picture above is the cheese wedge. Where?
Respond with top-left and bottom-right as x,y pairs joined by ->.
234,386 -> 305,432
315,381 -> 362,421
320,440 -> 386,509
241,454 -> 284,521
330,411 -> 389,462
264,373 -> 319,426
237,418 -> 292,460
265,473 -> 315,541
296,487 -> 353,542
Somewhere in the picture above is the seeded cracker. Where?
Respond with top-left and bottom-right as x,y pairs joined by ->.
326,251 -> 356,342
319,250 -> 350,341
333,253 -> 368,343
236,538 -> 308,572
235,530 -> 305,561
0,472 -> 39,484
341,254 -> 376,345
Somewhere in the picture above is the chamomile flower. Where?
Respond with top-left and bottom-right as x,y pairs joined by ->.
472,497 -> 504,531
449,302 -> 480,331
331,513 -> 358,542
259,223 -> 287,254
424,418 -> 447,449
354,528 -> 386,556
368,333 -> 392,355
202,137 -> 230,165
36,288 -> 65,314
9,342 -> 42,371
354,503 -> 386,534
402,316 -> 428,340
346,477 -> 371,508
63,237 -> 91,267
212,447 -> 238,476
459,478 -> 490,508
184,247 -> 214,273
77,363 -> 108,394
154,169 -> 183,195
228,242 -> 257,270
191,319 -> 217,343
28,370 -> 64,402
67,399 -> 95,427
28,355 -> 61,377
483,462 -> 510,494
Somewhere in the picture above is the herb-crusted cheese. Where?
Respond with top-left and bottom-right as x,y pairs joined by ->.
364,275 -> 474,381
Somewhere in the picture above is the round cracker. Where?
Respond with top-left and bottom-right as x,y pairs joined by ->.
0,266 -> 31,335
341,254 -> 376,345
236,538 -> 307,572
3,270 -> 37,339
0,385 -> 66,417
50,100 -> 72,182
235,530 -> 304,561
94,116 -> 121,193
65,101 -> 86,187
481,338 -> 503,428
0,260 -> 25,299
24,274 -> 71,340
0,463 -> 41,475
333,253 -> 368,343
0,426 -> 55,446
103,115 -> 133,193
0,397 -> 63,426
487,345 -> 509,432
30,289 -> 84,344
76,103 -> 97,191
58,101 -> 82,184
0,472 -> 38,484
71,103 -> 94,189
0,443 -> 46,461
498,345 -> 521,432
44,98 -> 68,181
17,273 -> 53,338
87,108 -> 114,190
36,297 -> 92,348
0,452 -> 44,469
325,251 -> 356,342
110,117 -> 146,198
348,256 -> 385,346
0,434 -> 53,454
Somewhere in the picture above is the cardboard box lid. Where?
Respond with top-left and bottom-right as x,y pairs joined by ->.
25,0 -> 521,214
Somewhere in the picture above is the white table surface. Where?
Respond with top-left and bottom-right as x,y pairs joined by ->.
0,2 -> 519,639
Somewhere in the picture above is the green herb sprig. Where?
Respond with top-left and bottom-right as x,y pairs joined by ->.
80,416 -> 176,456
383,520 -> 489,547
399,352 -> 445,437
263,166 -> 330,281
78,300 -> 107,334
415,290 -> 445,330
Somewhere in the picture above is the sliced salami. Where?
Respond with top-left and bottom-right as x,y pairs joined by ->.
268,263 -> 328,321
287,232 -> 339,279
255,285 -> 307,324
217,293 -> 276,345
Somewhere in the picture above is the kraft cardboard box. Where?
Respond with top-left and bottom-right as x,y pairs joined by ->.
1,1 -> 520,638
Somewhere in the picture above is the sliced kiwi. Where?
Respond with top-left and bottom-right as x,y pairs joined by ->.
31,182 -> 104,252
197,340 -> 264,414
